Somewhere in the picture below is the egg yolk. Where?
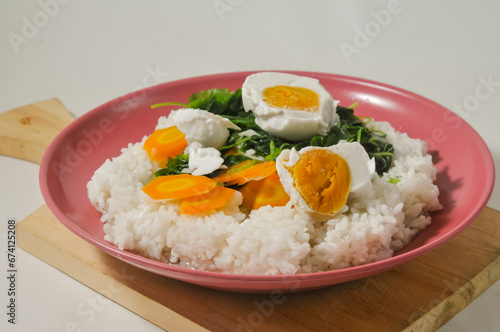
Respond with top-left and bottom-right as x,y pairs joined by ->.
288,149 -> 351,214
263,85 -> 320,112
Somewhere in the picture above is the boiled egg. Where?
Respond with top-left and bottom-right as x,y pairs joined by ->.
276,142 -> 375,216
156,108 -> 240,149
184,142 -> 225,176
241,72 -> 339,142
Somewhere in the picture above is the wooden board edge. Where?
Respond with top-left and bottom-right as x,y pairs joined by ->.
0,98 -> 74,164
16,211 -> 210,332
16,203 -> 500,332
403,254 -> 500,332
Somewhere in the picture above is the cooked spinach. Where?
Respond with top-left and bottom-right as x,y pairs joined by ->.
321,106 -> 395,174
153,89 -> 394,176
154,154 -> 189,177
222,153 -> 252,167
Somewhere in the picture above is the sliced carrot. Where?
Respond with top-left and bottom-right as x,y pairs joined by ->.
240,173 -> 290,211
224,147 -> 239,156
227,161 -> 277,186
227,160 -> 259,174
212,160 -> 254,183
179,185 -> 236,215
143,126 -> 188,161
142,174 -> 217,201
213,160 -> 277,186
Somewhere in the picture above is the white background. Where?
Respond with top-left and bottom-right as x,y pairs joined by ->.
1,0 -> 499,331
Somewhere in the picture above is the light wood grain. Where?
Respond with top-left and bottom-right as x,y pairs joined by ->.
0,98 -> 74,163
4,99 -> 500,331
17,205 -> 209,332
16,204 -> 500,331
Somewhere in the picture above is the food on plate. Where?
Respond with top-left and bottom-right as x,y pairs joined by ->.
157,108 -> 240,149
239,173 -> 290,211
143,126 -> 187,162
276,142 -> 375,216
241,72 -> 339,141
87,71 -> 442,275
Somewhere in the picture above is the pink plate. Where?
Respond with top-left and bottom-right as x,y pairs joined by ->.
39,71 -> 495,293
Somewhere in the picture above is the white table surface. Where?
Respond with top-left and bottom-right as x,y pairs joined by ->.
1,1 -> 499,331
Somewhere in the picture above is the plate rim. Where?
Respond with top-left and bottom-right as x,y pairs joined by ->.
38,70 -> 496,288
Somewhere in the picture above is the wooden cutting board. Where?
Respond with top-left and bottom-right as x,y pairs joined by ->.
3,99 -> 500,332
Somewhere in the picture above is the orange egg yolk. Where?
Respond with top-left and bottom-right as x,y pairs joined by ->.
262,85 -> 320,112
288,149 -> 351,214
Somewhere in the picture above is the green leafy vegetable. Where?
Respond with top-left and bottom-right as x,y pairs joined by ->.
222,153 -> 252,167
154,154 -> 189,177
187,88 -> 245,117
315,106 -> 395,174
152,89 -> 395,176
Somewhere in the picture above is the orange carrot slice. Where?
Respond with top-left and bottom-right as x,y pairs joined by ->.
142,174 -> 217,201
212,160 -> 254,183
226,161 -> 277,186
143,126 -> 188,161
213,160 -> 277,186
224,147 -> 239,156
240,173 -> 290,211
179,185 -> 236,214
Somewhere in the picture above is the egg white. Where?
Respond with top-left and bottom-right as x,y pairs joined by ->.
156,108 -> 240,149
242,72 -> 339,142
184,142 -> 225,176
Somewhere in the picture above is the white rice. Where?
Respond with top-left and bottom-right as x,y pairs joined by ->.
87,120 -> 442,275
